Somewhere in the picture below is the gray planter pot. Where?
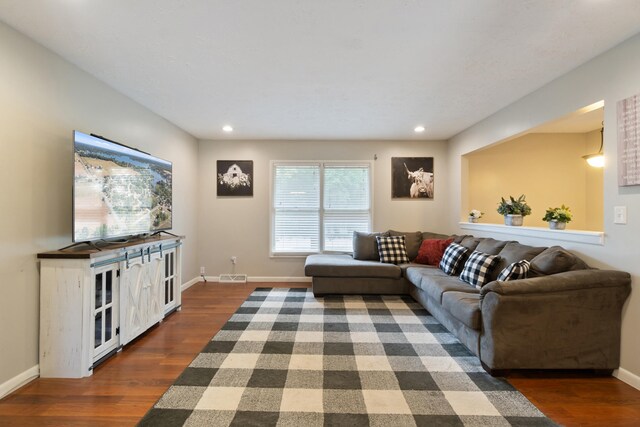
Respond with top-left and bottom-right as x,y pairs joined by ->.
548,220 -> 566,230
504,214 -> 523,226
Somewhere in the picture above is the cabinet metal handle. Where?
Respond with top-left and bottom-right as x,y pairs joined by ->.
141,248 -> 145,264
147,247 -> 151,262
125,252 -> 130,269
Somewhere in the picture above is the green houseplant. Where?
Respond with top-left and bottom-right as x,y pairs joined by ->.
497,194 -> 532,226
542,205 -> 572,230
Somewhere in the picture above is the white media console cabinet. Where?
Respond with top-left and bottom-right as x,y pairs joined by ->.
37,235 -> 183,378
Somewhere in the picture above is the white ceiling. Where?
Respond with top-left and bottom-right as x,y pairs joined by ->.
1,1 -> 640,141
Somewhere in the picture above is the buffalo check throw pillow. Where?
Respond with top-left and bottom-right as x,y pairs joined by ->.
497,259 -> 531,281
439,242 -> 468,275
460,250 -> 500,289
376,235 -> 410,264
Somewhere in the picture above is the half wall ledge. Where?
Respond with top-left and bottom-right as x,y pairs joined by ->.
458,222 -> 604,246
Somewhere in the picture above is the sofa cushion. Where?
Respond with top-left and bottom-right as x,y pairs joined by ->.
422,231 -> 450,240
377,235 -> 410,264
490,242 -> 547,282
497,260 -> 531,281
352,231 -> 389,261
475,238 -> 511,255
388,230 -> 422,260
459,250 -> 500,289
441,292 -> 481,330
418,269 -> 480,303
529,246 -> 590,276
304,254 -> 401,279
399,262 -> 434,277
414,238 -> 454,266
439,243 -> 469,275
458,236 -> 483,252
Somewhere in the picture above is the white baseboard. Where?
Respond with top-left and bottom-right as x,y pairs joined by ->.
614,367 -> 640,390
182,276 -> 310,289
0,365 -> 39,400
248,276 -> 311,283
181,276 -> 203,291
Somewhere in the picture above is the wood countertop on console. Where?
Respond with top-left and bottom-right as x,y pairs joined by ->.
37,235 -> 185,259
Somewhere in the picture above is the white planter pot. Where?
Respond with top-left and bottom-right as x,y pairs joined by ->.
548,220 -> 566,230
468,217 -> 478,223
504,214 -> 523,226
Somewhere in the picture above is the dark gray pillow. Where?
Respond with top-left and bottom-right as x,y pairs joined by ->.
458,236 -> 483,252
388,230 -> 422,260
352,231 -> 389,260
529,246 -> 590,277
476,238 -> 511,255
422,231 -> 450,240
490,242 -> 546,282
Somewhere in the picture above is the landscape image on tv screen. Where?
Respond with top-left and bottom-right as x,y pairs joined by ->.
73,131 -> 172,241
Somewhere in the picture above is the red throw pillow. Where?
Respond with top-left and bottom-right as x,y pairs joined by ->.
415,238 -> 455,265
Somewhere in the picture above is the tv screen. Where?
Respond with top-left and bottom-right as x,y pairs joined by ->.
73,131 -> 172,242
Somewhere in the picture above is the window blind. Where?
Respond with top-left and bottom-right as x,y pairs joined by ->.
272,162 -> 371,254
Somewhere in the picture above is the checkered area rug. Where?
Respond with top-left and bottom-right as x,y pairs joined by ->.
139,288 -> 555,426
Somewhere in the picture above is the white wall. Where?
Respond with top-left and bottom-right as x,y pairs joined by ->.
198,139 -> 448,278
448,33 -> 640,384
0,22 -> 199,387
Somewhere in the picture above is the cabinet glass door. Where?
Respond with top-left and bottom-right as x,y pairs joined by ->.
163,250 -> 177,313
92,265 -> 119,360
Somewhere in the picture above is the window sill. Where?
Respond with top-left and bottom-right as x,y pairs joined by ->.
458,222 -> 604,246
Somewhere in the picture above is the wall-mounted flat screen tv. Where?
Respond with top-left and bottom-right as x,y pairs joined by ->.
73,131 -> 172,242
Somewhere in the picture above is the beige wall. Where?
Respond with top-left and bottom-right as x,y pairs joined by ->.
0,22 -> 199,386
448,33 -> 640,384
465,132 -> 603,230
585,129 -> 605,230
197,139 -> 448,278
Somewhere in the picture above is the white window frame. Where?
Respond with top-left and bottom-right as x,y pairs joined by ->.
270,160 -> 374,257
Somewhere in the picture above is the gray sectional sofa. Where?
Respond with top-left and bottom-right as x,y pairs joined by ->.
304,231 -> 631,374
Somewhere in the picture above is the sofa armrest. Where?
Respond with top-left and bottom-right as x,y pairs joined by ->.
479,269 -> 631,371
480,269 -> 630,298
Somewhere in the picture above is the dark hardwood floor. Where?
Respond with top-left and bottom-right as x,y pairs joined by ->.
1,282 -> 639,426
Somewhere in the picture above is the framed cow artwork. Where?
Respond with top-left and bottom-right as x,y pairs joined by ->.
391,157 -> 434,199
217,160 -> 253,196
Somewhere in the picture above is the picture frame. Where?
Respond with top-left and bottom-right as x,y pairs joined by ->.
217,160 -> 253,196
391,157 -> 434,199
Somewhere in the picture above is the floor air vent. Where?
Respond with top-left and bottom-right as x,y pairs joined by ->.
219,274 -> 247,283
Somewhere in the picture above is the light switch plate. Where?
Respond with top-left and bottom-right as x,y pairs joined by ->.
614,206 -> 627,224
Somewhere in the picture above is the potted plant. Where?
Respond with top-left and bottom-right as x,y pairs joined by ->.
497,194 -> 532,226
468,209 -> 483,223
542,205 -> 572,230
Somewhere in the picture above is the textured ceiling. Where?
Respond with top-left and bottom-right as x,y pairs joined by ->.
1,1 -> 639,140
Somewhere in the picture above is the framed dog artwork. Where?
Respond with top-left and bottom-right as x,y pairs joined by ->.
391,157 -> 434,199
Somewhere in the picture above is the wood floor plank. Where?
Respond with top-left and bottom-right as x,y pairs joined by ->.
1,282 -> 639,426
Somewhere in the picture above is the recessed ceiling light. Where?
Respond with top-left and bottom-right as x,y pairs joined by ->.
222,125 -> 233,132
414,125 -> 425,133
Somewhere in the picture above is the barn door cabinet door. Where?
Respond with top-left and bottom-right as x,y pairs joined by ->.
120,249 -> 164,346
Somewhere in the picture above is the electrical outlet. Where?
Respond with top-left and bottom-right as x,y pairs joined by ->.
200,266 -> 205,274
231,256 -> 237,264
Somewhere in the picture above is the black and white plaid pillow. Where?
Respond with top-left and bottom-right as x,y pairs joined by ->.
376,235 -> 410,264
497,260 -> 531,282
460,250 -> 500,289
439,243 -> 468,275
